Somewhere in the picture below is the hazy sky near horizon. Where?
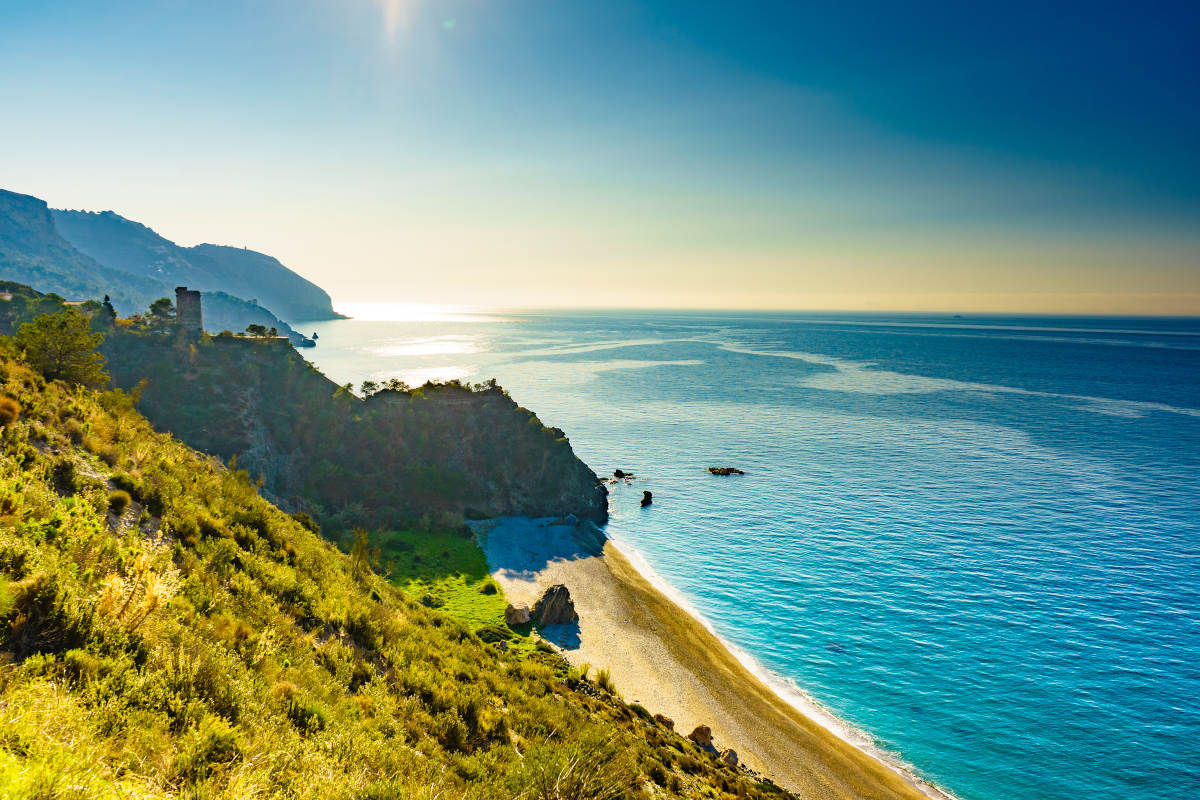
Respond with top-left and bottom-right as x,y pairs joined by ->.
2,0 -> 1199,313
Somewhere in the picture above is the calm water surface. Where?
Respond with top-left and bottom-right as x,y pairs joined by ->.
299,311 -> 1200,800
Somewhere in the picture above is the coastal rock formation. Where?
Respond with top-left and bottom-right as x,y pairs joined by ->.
688,725 -> 713,749
708,466 -> 745,476
720,749 -> 739,768
532,584 -> 578,626
504,604 -> 531,626
653,713 -> 675,730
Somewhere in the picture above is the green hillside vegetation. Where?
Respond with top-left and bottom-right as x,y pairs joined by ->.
0,325 -> 797,799
373,527 -> 536,655
100,325 -> 608,530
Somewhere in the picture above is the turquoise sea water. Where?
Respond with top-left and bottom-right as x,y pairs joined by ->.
300,311 -> 1200,800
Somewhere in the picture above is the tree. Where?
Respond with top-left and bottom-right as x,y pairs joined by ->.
15,309 -> 109,387
148,297 -> 175,331
245,324 -> 268,337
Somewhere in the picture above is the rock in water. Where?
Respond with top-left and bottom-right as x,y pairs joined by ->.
641,490 -> 653,507
688,725 -> 713,749
708,466 -> 745,476
720,749 -> 739,768
504,604 -> 532,626
532,584 -> 578,626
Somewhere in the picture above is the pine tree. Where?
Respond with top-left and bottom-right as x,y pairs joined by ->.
14,309 -> 109,387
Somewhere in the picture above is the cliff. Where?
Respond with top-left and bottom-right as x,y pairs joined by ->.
52,208 -> 343,323
100,331 -> 608,527
0,189 -> 342,334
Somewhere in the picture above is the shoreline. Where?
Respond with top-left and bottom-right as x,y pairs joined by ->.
480,517 -> 954,800
604,535 -> 956,800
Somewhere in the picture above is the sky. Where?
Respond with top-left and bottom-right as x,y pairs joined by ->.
1,0 -> 1198,313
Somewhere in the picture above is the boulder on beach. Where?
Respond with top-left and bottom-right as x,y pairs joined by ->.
504,603 -> 532,626
688,725 -> 713,749
719,749 -> 739,768
708,466 -> 745,476
653,713 -> 675,730
641,490 -> 653,507
532,584 -> 578,626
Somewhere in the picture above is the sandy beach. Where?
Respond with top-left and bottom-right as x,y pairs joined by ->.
481,518 -> 947,800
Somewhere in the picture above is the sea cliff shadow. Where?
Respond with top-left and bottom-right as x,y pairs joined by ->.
474,517 -> 607,582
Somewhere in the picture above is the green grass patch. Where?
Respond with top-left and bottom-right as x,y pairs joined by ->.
375,528 -> 535,655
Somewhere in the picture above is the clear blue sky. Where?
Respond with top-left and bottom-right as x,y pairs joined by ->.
2,0 -> 1198,312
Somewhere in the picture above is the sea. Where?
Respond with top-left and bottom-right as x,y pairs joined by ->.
298,309 -> 1200,800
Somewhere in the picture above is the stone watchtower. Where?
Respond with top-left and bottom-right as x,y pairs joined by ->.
175,286 -> 202,333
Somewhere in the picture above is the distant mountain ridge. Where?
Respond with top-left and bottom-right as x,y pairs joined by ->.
52,207 -> 342,324
0,189 -> 343,331
0,190 -> 164,313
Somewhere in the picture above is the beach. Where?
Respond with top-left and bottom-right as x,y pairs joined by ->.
481,518 -> 948,800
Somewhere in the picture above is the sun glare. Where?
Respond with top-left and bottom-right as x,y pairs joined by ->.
335,302 -> 507,323
373,0 -> 420,39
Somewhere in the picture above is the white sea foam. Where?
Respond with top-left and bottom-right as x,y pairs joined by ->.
605,533 -> 960,800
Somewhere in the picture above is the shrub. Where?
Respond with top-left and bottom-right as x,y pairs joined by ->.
50,457 -> 78,496
172,716 -> 242,782
596,667 -> 615,694
63,417 -> 84,443
0,396 -> 20,427
108,490 -> 131,516
507,731 -> 636,800
476,624 -> 513,643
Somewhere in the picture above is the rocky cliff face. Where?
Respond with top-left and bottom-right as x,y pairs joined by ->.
101,332 -> 608,528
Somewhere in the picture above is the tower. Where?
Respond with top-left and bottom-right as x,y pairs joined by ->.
175,286 -> 202,333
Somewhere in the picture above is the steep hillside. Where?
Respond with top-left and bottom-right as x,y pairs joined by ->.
0,349 -> 794,799
101,331 -> 608,528
52,208 -> 342,323
0,190 -> 333,338
185,244 -> 342,324
0,190 -> 162,312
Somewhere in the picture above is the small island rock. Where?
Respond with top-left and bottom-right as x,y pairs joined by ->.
531,584 -> 578,626
719,749 -> 739,768
708,466 -> 745,476
504,603 -> 532,626
688,725 -> 713,748
641,490 -> 653,507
